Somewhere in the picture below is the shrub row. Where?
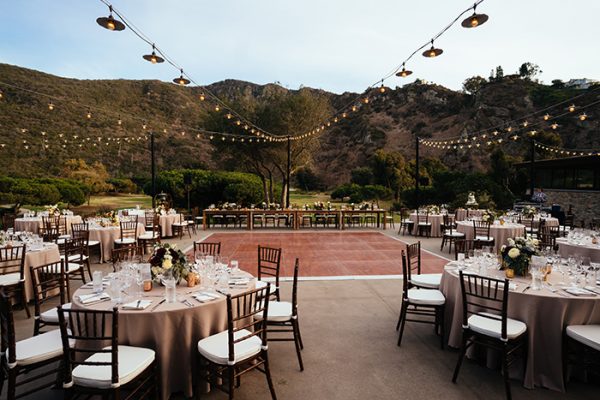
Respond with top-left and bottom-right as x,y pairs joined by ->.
0,177 -> 88,206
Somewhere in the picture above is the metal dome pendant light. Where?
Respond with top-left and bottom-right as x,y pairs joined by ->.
396,62 -> 413,77
461,3 -> 489,28
97,5 -> 125,31
422,40 -> 443,58
173,69 -> 190,86
143,44 -> 165,64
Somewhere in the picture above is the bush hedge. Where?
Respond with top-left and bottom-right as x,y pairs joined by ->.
331,183 -> 393,203
143,169 -> 266,209
0,177 -> 87,206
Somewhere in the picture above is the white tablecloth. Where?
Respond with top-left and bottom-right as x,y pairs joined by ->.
556,238 -> 600,262
456,220 -> 526,253
14,216 -> 83,234
88,224 -> 146,262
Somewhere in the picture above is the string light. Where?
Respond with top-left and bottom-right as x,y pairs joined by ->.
579,113 -> 588,121
142,44 -> 164,64
461,3 -> 489,28
423,39 -> 443,58
48,102 -> 54,111
568,104 -> 576,112
96,5 -> 125,31
173,69 -> 190,86
396,63 -> 413,78
86,110 -> 92,119
543,114 -> 550,121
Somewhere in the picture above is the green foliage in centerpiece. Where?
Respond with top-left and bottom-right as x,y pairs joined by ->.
148,243 -> 190,283
500,237 -> 540,276
521,205 -> 537,218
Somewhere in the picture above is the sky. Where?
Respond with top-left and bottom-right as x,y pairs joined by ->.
1,0 -> 599,94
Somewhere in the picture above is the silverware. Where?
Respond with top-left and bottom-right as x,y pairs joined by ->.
522,285 -> 531,293
150,299 -> 166,312
135,300 -> 141,309
180,299 -> 193,307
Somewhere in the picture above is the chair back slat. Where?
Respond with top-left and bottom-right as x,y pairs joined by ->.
194,241 -> 221,257
258,246 -> 281,280
401,250 -> 412,297
458,272 -> 510,340
472,220 -> 491,239
30,260 -> 66,317
58,307 -> 120,385
226,285 -> 270,364
2,214 -> 16,231
0,245 -> 26,278
406,242 -> 421,275
111,245 -> 143,270
291,258 -> 300,317
119,219 -> 139,241
0,292 -> 17,366
454,239 -> 482,260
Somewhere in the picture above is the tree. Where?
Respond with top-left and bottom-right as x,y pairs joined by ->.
370,150 -> 412,200
551,79 -> 565,89
350,167 -> 373,186
495,66 -> 504,81
462,76 -> 487,94
295,167 -> 322,191
518,62 -> 542,80
60,159 -> 112,204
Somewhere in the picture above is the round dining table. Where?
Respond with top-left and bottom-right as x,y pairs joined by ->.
14,215 -> 83,235
456,220 -> 526,253
72,273 -> 256,400
88,224 -> 147,262
159,214 -> 183,237
556,237 -> 600,262
408,213 -> 454,237
454,209 -> 487,221
440,261 -> 600,392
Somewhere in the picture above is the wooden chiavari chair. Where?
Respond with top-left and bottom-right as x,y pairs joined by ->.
172,214 -> 192,239
416,210 -> 432,237
564,324 -> 600,389
62,237 -> 90,298
452,272 -> 527,400
454,239 -> 482,260
0,245 -> 29,318
472,220 -> 494,248
1,213 -> 16,233
138,214 -> 161,254
111,245 -> 143,272
404,241 -> 443,290
262,258 -> 304,371
398,208 -> 415,235
30,260 -> 69,336
256,245 -> 282,301
40,216 -> 60,242
0,291 -> 65,400
71,222 -> 100,262
196,285 -> 277,400
193,241 -> 221,258
441,214 -> 465,253
114,219 -> 138,248
560,214 -> 575,237
396,251 -> 445,349
58,306 -> 158,400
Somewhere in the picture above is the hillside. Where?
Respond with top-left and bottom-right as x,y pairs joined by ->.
0,63 -> 598,187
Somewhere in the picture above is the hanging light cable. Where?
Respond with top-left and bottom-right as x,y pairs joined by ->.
395,62 -> 413,78
422,39 -> 443,58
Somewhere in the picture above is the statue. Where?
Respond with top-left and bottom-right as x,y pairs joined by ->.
465,192 -> 478,208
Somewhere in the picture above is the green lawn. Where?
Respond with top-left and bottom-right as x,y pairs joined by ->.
73,194 -> 152,215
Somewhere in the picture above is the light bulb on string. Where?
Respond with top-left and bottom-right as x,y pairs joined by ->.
461,4 -> 489,28
226,113 -> 232,120
579,113 -> 588,121
379,81 -> 386,93
551,123 -> 559,130
117,116 -> 122,125
86,110 -> 92,119
215,105 -> 220,112
173,69 -> 190,86
0,90 -> 3,100
543,114 -> 550,121
48,102 -> 54,111
142,44 -> 164,64
568,104 -> 576,112
96,5 -> 125,31
396,63 -> 413,78
422,40 -> 443,58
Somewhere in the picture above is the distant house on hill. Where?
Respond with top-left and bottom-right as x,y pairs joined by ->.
565,78 -> 599,90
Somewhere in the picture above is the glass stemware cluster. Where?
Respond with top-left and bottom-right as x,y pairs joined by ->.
107,256 -> 151,304
192,253 -> 238,291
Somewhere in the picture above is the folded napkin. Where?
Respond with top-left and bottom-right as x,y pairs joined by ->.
229,279 -> 250,286
122,300 -> 152,310
564,287 -> 596,296
78,293 -> 110,304
584,286 -> 600,295
193,292 -> 221,303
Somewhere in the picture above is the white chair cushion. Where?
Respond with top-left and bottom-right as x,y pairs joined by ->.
0,272 -> 22,286
138,232 -> 159,240
171,223 -> 187,227
11,329 -> 70,367
72,345 -> 155,389
566,325 -> 600,352
468,312 -> 527,340
66,263 -> 83,273
444,231 -> 465,237
411,273 -> 442,289
40,303 -> 72,323
114,238 -> 136,245
475,236 -> 493,241
64,254 -> 88,262
197,329 -> 262,365
265,301 -> 293,322
255,280 -> 277,295
407,288 -> 445,306
87,240 -> 100,247
418,222 -> 432,226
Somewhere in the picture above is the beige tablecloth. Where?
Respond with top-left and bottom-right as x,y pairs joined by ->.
556,238 -> 600,262
456,221 -> 526,253
14,216 -> 83,235
160,214 -> 182,237
409,213 -> 451,237
88,224 -> 146,262
440,264 -> 600,391
21,243 -> 61,301
455,209 -> 486,221
72,274 -> 255,400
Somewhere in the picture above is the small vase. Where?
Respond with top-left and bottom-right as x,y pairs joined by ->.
505,268 -> 515,279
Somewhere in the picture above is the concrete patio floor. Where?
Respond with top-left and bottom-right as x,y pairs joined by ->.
6,227 -> 598,399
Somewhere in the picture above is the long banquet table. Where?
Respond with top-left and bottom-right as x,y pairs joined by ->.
72,272 -> 256,400
440,261 -> 600,392
202,209 -> 387,230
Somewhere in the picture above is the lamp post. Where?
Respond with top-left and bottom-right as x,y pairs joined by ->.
415,135 -> 420,209
530,138 -> 535,199
286,135 -> 291,208
150,132 -> 156,208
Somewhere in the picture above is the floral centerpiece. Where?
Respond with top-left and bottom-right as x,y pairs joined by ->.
425,205 -> 440,215
148,243 -> 190,283
500,237 -> 540,277
155,204 -> 167,215
45,204 -> 61,216
481,210 -> 495,223
521,205 -> 537,218
98,210 -> 119,227
314,202 -> 324,210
